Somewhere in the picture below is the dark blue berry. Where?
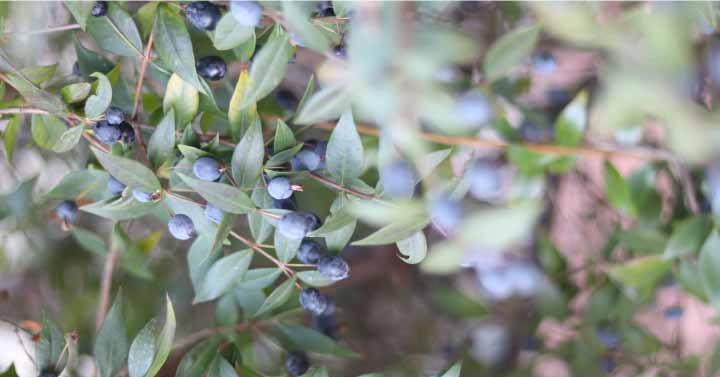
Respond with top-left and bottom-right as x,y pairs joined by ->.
299,288 -> 329,316
107,176 -> 126,196
132,189 -> 155,203
271,197 -> 297,211
56,200 -> 78,224
429,195 -> 462,233
72,61 -> 82,77
297,240 -> 324,264
274,89 -> 297,111
229,1 -> 262,27
333,43 -> 346,58
267,176 -> 293,200
663,306 -> 683,319
532,51 -> 556,73
596,328 -> 620,349
91,1 -> 108,17
185,1 -> 221,31
467,160 -> 502,201
599,357 -> 616,373
285,352 -> 309,377
93,121 -> 121,145
291,149 -> 322,172
518,119 -> 553,143
204,203 -> 224,224
38,371 -> 58,377
118,122 -> 135,144
317,255 -> 349,281
196,56 -> 226,81
379,161 -> 416,199
105,106 -> 124,126
193,157 -> 222,182
457,92 -> 492,128
312,140 -> 328,160
277,211 -> 321,240
316,1 -> 335,17
312,313 -> 338,339
168,214 -> 196,240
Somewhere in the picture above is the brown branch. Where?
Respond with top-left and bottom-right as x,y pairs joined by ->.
132,28 -> 155,121
308,172 -> 378,201
95,249 -> 118,331
229,230 -> 302,289
312,122 -> 674,162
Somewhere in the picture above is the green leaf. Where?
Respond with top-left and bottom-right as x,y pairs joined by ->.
228,69 -> 256,140
603,161 -> 636,217
163,73 -> 199,127
31,114 -> 66,150
273,324 -> 360,358
1,53 -> 66,114
21,64 -> 57,86
663,215 -> 710,259
324,195 -> 357,251
178,173 -> 255,214
353,216 -> 429,246
295,74 -> 315,118
231,119 -> 264,190
249,186 -> 274,243
82,196 -> 159,221
128,295 -> 176,377
396,231 -> 427,264
608,255 -> 671,300
274,231 -> 301,263
60,82 -> 91,104
308,210 -> 355,236
236,268 -> 282,290
459,201 -> 541,248
483,24 -> 540,82
195,250 -> 253,303
266,144 -> 303,167
154,5 -> 204,93
72,227 -> 108,255
213,13 -> 254,51
294,84 -> 352,125
37,314 -> 65,371
52,125 -> 85,153
147,109 -> 177,170
65,1 -> 94,30
273,119 -> 296,153
85,72 -> 113,118
75,40 -> 114,76
699,231 -> 720,310
92,148 -> 161,192
253,277 -> 296,317
237,33 -> 294,110
175,339 -> 221,377
554,91 -> 588,146
326,110 -> 364,184
208,356 -> 238,377
94,291 -> 128,377
86,2 -> 143,57
46,169 -> 109,201
282,2 -> 331,52
297,270 -> 334,287
440,362 -> 462,377
416,149 -> 452,182
3,115 -> 18,163
710,340 -> 720,376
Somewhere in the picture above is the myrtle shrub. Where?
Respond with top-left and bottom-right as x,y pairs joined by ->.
1,1 -> 720,377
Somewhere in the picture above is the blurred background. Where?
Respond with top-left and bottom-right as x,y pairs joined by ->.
2,2 -> 720,377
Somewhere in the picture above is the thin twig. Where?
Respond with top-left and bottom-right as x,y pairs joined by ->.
2,24 -> 81,37
308,171 -> 379,202
95,249 -> 118,331
132,28 -> 155,120
229,230 -> 302,289
171,323 -> 248,352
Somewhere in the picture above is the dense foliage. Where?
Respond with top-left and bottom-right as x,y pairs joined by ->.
2,1 -> 720,376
